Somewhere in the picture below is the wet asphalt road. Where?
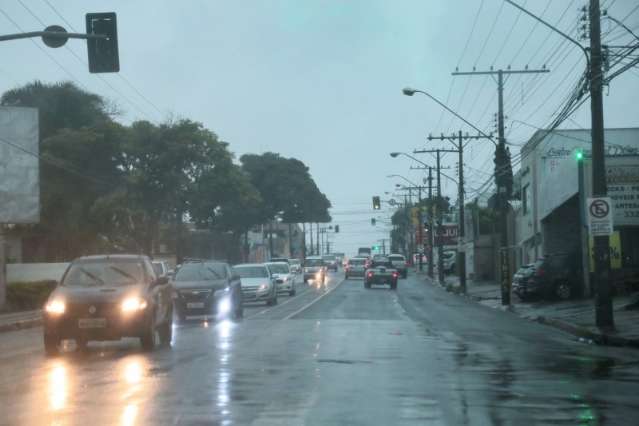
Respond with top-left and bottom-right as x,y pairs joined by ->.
1,271 -> 639,425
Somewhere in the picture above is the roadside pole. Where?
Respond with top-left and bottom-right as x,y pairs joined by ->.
436,150 -> 444,285
427,167 -> 434,278
418,186 -> 423,272
0,226 -> 5,308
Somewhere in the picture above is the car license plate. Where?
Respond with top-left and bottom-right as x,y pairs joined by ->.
187,302 -> 205,309
78,318 -> 106,329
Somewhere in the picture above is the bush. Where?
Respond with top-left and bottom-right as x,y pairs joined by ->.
6,280 -> 58,310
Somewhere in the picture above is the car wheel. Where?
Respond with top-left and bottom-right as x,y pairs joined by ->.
391,281 -> 397,290
140,316 -> 157,351
158,318 -> 172,347
364,281 -> 371,289
233,302 -> 244,319
402,271 -> 407,279
290,288 -> 296,296
267,293 -> 278,306
555,281 -> 572,300
44,333 -> 60,356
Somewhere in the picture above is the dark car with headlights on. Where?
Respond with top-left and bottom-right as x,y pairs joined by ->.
172,260 -> 243,322
43,254 -> 173,355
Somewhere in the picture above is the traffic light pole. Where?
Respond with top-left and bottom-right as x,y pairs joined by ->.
427,167 -> 434,278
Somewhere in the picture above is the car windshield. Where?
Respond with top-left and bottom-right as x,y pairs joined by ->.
289,259 -> 301,266
322,256 -> 336,261
234,266 -> 269,278
305,259 -> 323,267
62,259 -> 145,287
349,259 -> 366,265
152,262 -> 164,276
174,263 -> 226,281
267,263 -> 289,274
389,255 -> 405,261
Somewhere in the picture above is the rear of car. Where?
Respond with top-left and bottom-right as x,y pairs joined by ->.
365,265 -> 399,290
322,255 -> 338,271
288,259 -> 302,274
388,254 -> 408,278
345,257 -> 367,278
43,255 -> 173,355
303,257 -> 326,283
234,264 -> 278,305
172,261 -> 242,321
514,253 -> 579,301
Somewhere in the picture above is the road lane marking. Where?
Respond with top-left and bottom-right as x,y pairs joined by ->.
244,277 -> 315,319
282,277 -> 346,320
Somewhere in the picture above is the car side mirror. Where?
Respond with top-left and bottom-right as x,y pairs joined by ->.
232,274 -> 241,281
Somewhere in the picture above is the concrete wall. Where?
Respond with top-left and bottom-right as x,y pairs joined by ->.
7,263 -> 69,283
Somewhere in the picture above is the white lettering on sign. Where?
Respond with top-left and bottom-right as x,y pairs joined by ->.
588,197 -> 614,236
607,164 -> 639,226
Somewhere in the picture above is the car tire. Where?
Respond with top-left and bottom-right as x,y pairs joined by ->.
364,281 -> 371,289
402,271 -> 407,279
555,281 -> 572,300
158,318 -> 172,347
140,316 -> 156,351
44,333 -> 60,356
267,293 -> 278,306
290,288 -> 296,296
233,302 -> 244,319
391,282 -> 397,290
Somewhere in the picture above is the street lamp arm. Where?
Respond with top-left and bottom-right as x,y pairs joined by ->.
386,174 -> 419,187
403,88 -> 497,146
505,0 -> 590,67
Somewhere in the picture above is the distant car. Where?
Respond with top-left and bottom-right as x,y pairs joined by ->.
288,258 -> 302,274
172,260 -> 243,322
513,253 -> 580,301
265,262 -> 296,296
152,260 -> 170,277
512,264 -> 536,301
345,257 -> 368,279
303,256 -> 326,284
322,254 -> 338,271
371,255 -> 392,268
43,254 -> 173,355
270,257 -> 289,264
365,264 -> 399,290
388,254 -> 408,278
234,263 -> 278,306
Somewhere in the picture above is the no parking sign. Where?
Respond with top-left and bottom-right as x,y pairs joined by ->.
587,197 -> 613,236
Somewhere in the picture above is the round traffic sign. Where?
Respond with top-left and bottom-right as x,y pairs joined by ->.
42,25 -> 68,48
589,199 -> 610,219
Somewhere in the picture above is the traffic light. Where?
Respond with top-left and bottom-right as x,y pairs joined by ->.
371,218 -> 376,226
86,13 -> 119,73
334,225 -> 340,233
372,196 -> 381,210
575,149 -> 584,161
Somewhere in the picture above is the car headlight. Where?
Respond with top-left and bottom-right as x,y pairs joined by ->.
121,297 -> 148,313
258,283 -> 270,291
45,300 -> 65,315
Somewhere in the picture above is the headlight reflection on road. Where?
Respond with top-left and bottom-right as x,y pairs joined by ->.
121,403 -> 138,426
123,360 -> 143,385
48,363 -> 67,412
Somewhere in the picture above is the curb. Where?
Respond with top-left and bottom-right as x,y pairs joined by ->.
426,276 -> 639,349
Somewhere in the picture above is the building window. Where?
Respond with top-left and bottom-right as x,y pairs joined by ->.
522,184 -> 530,215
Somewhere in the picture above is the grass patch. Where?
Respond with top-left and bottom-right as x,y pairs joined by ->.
6,280 -> 58,311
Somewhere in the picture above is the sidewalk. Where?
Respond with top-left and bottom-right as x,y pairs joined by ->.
0,309 -> 42,332
426,273 -> 639,348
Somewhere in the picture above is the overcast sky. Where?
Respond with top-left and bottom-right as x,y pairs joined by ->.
1,0 -> 637,255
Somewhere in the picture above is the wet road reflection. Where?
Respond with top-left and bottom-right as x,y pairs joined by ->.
2,271 -> 639,424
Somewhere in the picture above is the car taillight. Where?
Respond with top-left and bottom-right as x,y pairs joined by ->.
367,272 -> 373,277
392,272 -> 398,277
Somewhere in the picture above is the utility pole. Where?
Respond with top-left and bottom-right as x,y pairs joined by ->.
425,131 -> 491,293
427,167 -> 434,278
316,223 -> 320,256
309,223 -> 314,255
452,66 -> 549,305
589,0 -> 614,328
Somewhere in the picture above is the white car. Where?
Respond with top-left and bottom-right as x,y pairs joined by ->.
233,263 -> 278,306
265,262 -> 296,296
288,258 -> 302,274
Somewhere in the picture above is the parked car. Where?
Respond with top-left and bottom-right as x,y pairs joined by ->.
270,257 -> 289,264
345,257 -> 368,279
303,256 -> 326,284
172,259 -> 243,322
288,258 -> 302,274
265,261 -> 296,296
364,264 -> 399,290
322,254 -> 339,271
234,263 -> 278,306
512,264 -> 536,300
442,250 -> 457,274
388,254 -> 408,278
43,254 -> 173,355
513,253 -> 581,301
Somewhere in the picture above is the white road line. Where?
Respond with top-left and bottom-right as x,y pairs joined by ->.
244,281 -> 312,320
283,278 -> 346,320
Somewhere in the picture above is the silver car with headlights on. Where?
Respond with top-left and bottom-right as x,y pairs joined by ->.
266,261 -> 297,296
234,263 -> 278,306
